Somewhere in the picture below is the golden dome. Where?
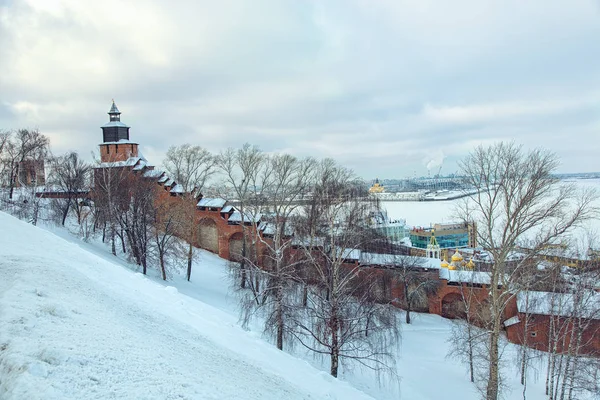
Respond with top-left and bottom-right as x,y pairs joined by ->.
440,258 -> 449,269
448,263 -> 457,270
451,249 -> 463,263
466,258 -> 475,270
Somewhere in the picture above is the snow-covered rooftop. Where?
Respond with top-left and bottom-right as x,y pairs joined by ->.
229,210 -> 261,223
101,121 -> 130,128
100,139 -> 136,145
503,315 -> 520,327
339,248 -> 361,261
143,169 -> 165,179
439,269 -> 494,285
291,236 -> 325,247
96,157 -> 140,168
359,253 -> 441,269
221,205 -> 234,213
170,184 -> 185,194
516,291 -> 600,319
257,221 -> 294,236
132,160 -> 147,171
197,198 -> 227,208
163,179 -> 175,188
157,175 -> 169,183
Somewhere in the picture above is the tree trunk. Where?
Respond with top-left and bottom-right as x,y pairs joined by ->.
120,228 -> 127,253
61,198 -> 71,226
276,283 -> 284,351
302,284 -> 308,307
405,283 -> 412,324
240,238 -> 247,289
330,313 -> 339,377
159,250 -> 167,281
111,225 -> 116,256
187,242 -> 193,281
8,166 -> 15,200
468,326 -> 475,383
142,256 -> 147,275
486,324 -> 500,400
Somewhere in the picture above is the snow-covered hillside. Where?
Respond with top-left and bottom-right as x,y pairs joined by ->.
0,211 -> 372,400
0,210 -> 575,400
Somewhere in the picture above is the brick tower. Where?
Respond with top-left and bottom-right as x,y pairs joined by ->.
99,100 -> 139,163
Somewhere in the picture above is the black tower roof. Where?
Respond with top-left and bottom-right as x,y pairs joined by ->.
101,100 -> 131,143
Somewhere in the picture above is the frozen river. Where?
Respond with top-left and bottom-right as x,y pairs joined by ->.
381,178 -> 600,233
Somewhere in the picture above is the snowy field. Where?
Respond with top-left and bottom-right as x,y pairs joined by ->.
1,204 -> 596,399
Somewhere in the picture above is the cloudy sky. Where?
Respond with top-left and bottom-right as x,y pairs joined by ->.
1,0 -> 599,179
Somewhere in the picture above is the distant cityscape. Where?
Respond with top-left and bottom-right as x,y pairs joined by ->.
371,171 -> 600,193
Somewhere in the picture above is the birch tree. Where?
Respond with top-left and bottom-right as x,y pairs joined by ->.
456,142 -> 598,400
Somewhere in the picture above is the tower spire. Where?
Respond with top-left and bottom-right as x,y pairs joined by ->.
108,100 -> 121,121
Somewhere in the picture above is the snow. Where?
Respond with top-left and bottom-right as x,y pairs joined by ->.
95,157 -> 141,169
169,184 -> 185,194
0,211 -> 372,400
228,210 -> 261,223
439,268 -> 494,285
359,253 -> 441,269
100,139 -> 136,145
0,208 -> 588,400
503,315 -> 521,327
517,291 -> 600,319
381,178 -> 600,233
339,247 -> 361,261
143,169 -> 164,179
197,197 -> 227,208
132,160 -> 147,171
101,121 -> 130,128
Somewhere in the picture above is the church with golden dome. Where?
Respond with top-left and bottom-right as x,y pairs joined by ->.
368,178 -> 385,194
440,249 -> 475,270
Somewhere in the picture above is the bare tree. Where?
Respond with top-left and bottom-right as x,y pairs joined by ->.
152,194 -> 187,281
47,151 -> 91,225
120,174 -> 155,274
217,143 -> 265,288
447,269 -> 494,386
238,153 -> 316,351
163,144 -> 216,194
4,129 -> 50,199
0,131 -> 10,184
390,255 -> 439,324
163,143 -> 216,281
456,142 -> 598,400
291,163 -> 400,378
92,162 -> 131,256
542,258 -> 600,400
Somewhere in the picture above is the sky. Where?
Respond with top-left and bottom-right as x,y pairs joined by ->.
1,0 -> 599,179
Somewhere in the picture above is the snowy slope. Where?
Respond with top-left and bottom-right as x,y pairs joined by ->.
0,211 -> 373,400
1,209 -> 580,400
